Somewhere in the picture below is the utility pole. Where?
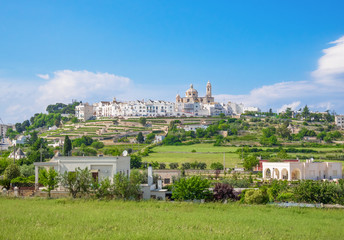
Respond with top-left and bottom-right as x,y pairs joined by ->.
13,144 -> 16,164
39,143 -> 43,162
223,152 -> 225,170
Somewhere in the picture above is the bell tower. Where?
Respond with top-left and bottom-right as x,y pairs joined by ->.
206,81 -> 212,97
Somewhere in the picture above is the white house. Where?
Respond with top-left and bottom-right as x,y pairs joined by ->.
182,124 -> 208,132
335,115 -> 344,129
262,159 -> 342,181
8,148 -> 26,160
12,135 -> 28,145
34,156 -> 131,189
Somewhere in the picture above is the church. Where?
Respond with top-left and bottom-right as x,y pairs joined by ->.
176,81 -> 214,104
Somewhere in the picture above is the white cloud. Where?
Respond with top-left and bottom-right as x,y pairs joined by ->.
277,101 -> 301,113
37,74 -> 50,80
215,35 -> 344,113
313,36 -> 344,87
36,70 -> 131,106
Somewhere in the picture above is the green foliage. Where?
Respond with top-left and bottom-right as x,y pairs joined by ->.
4,164 -> 21,182
130,155 -> 142,169
169,162 -> 179,169
159,163 -> 166,169
46,102 -> 80,114
91,141 -> 104,149
172,176 -> 211,201
136,132 -> 144,144
210,162 -> 224,170
10,176 -> 35,187
113,172 -> 141,200
181,162 -> 191,170
39,168 -> 59,198
293,180 -> 344,204
138,117 -> 147,126
145,133 -> 156,144
92,178 -> 113,200
243,155 -> 259,170
64,136 -> 72,156
72,136 -> 93,148
162,134 -> 182,145
0,158 -> 11,175
59,167 -> 93,198
19,164 -> 35,177
103,148 -> 120,156
243,189 -> 269,204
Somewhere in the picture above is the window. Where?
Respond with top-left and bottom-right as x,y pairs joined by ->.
164,178 -> 170,184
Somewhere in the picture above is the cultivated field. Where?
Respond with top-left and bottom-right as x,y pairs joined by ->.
0,198 -> 343,240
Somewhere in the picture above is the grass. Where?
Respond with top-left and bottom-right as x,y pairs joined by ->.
152,144 -> 241,153
144,152 -> 242,167
0,198 -> 343,240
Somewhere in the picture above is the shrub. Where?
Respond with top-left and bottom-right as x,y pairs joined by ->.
181,162 -> 191,170
159,163 -> 166,169
10,176 -> 35,187
172,176 -> 211,201
130,155 -> 142,169
4,164 -> 21,182
276,192 -> 295,202
244,189 -> 269,204
169,163 -> 179,169
91,141 -> 105,149
213,183 -> 239,202
191,149 -> 196,152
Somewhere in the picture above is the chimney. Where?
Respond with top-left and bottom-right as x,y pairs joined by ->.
148,165 -> 153,186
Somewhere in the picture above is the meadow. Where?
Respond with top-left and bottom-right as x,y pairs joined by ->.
0,198 -> 343,240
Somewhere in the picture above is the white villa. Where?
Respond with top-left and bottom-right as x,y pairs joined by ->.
34,156 -> 131,189
262,159 -> 342,181
75,82 -> 260,121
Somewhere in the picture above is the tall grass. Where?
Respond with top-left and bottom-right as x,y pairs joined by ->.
0,198 -> 343,239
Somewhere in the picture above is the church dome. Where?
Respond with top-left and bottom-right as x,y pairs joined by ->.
186,84 -> 198,97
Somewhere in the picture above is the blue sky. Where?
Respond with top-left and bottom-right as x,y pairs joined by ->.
1,1 -> 344,123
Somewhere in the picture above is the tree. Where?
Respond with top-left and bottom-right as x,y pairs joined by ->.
59,167 -> 92,198
91,141 -> 104,149
145,133 -> 156,144
39,168 -> 59,198
113,172 -> 141,200
138,117 -> 147,126
243,155 -> 259,171
64,136 -> 72,156
302,105 -> 310,118
219,113 -> 225,119
136,132 -> 144,144
172,176 -> 211,201
4,164 -> 21,182
130,155 -> 142,169
210,162 -> 224,170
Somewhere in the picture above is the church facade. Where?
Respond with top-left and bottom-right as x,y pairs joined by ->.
176,81 -> 214,104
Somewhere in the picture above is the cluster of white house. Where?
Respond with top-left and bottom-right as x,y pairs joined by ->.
75,82 -> 260,121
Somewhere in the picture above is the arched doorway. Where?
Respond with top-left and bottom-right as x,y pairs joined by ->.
291,169 -> 301,180
265,168 -> 271,179
281,168 -> 288,180
273,169 -> 280,179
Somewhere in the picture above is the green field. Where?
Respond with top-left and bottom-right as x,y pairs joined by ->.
0,198 -> 343,239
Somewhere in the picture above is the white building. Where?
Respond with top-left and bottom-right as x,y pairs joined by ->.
262,159 -> 342,181
75,82 -> 260,119
34,156 -> 131,189
12,135 -> 29,145
335,115 -> 344,128
182,124 -> 208,132
0,124 -> 12,138
75,102 -> 95,121
8,148 -> 26,160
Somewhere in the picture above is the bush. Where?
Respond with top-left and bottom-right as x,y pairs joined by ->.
11,176 -> 35,187
169,163 -> 179,169
130,155 -> 142,169
4,164 -> 21,182
276,192 -> 295,202
213,183 -> 239,202
91,141 -> 105,149
210,162 -> 224,170
243,189 -> 269,204
181,163 -> 191,170
159,163 -> 166,169
172,176 -> 211,201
